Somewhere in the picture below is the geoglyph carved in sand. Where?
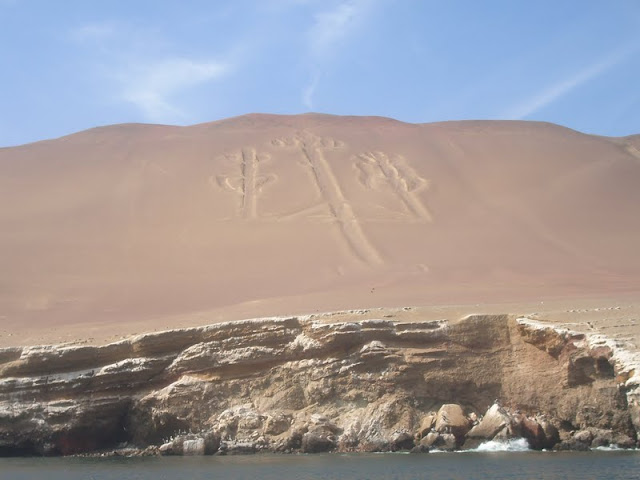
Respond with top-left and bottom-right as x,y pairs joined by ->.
213,147 -> 276,220
211,133 -> 431,267
272,131 -> 383,266
354,151 -> 432,222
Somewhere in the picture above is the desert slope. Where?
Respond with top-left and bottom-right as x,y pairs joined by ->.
0,114 -> 639,345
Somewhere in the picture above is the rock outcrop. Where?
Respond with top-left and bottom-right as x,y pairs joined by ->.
0,314 -> 638,456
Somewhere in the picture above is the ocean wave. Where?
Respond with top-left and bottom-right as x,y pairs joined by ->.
472,438 -> 530,452
592,445 -> 624,451
428,438 -> 531,454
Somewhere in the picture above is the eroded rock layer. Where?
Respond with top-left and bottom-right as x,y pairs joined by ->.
1,314 -> 638,455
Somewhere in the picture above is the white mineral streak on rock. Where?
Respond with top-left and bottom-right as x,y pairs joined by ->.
289,333 -> 322,352
515,317 -> 571,336
360,341 -> 386,354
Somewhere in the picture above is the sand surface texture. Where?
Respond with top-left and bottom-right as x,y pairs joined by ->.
0,114 -> 639,346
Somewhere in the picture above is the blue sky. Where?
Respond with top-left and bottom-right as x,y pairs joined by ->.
1,0 -> 639,146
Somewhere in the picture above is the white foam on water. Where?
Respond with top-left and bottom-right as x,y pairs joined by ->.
473,438 -> 530,452
427,438 -> 531,454
593,445 -> 625,452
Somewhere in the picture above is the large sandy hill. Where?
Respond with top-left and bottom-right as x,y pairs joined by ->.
1,114 -> 639,345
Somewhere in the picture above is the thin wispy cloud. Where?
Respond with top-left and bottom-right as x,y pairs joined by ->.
301,0 -> 374,109
70,22 -> 232,123
117,59 -> 230,122
302,73 -> 319,109
309,1 -> 362,58
503,42 -> 640,120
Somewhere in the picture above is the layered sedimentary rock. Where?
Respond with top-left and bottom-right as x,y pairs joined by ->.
0,313 -> 638,456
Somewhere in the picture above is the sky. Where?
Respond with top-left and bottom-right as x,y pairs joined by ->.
0,0 -> 639,146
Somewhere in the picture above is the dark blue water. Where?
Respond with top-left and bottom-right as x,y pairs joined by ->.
1,451 -> 639,480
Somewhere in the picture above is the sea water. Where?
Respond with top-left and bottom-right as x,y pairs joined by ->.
1,450 -> 639,480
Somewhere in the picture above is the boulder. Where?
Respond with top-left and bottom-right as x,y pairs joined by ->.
264,412 -> 292,436
158,432 -> 219,456
337,425 -> 359,451
588,428 -> 613,448
612,434 -> 636,449
301,432 -> 336,453
519,417 -> 558,450
435,433 -> 457,451
573,430 -> 593,444
466,404 -> 510,441
215,404 -> 264,439
539,419 -> 560,448
217,440 -> 257,455
159,440 -> 179,455
418,412 -> 437,437
461,437 -> 484,450
238,413 -> 263,431
420,432 -> 456,451
553,438 -> 590,451
159,436 -> 186,456
358,438 -> 390,452
297,414 -> 341,453
283,426 -> 306,450
493,421 -> 522,440
310,414 -> 340,432
409,444 -> 430,454
520,417 -> 545,449
435,404 -> 470,444
182,438 -> 205,456
203,431 -> 221,455
390,431 -> 414,451
420,432 -> 440,447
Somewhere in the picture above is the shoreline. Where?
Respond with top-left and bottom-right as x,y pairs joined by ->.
2,311 -> 639,457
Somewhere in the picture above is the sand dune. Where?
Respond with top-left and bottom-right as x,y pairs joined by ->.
1,113 -> 639,345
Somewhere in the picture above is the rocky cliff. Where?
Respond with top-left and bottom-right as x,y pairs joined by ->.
1,313 -> 639,456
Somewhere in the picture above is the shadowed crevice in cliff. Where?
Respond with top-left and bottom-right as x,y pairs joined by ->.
0,398 -> 133,457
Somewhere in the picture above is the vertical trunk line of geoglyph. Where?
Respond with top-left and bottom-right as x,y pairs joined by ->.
300,143 -> 384,266
241,148 -> 258,219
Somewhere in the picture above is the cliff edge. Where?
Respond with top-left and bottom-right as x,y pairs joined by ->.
1,312 -> 638,455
